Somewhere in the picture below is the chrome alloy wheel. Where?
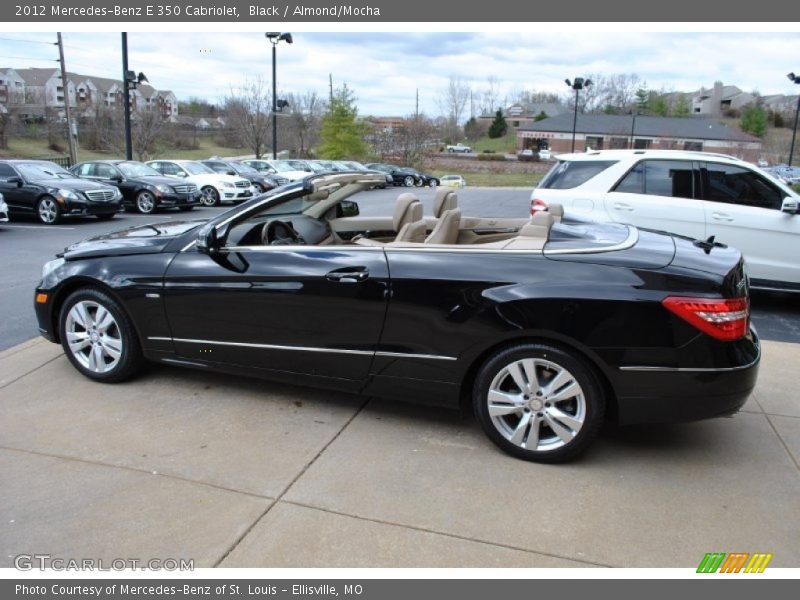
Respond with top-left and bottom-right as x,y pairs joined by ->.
65,300 -> 123,373
486,358 -> 586,452
136,191 -> 155,213
38,197 -> 59,223
200,186 -> 219,206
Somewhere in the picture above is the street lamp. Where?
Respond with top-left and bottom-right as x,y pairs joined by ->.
787,72 -> 800,167
629,110 -> 638,149
566,77 -> 592,153
120,33 -> 148,160
266,32 -> 293,159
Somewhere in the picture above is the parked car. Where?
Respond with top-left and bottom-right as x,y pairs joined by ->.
35,172 -> 759,463
529,149 -> 800,291
0,193 -> 8,223
446,143 -> 472,153
0,160 -> 122,224
240,159 -> 309,182
145,160 -> 253,207
439,174 -> 466,188
766,165 -> 800,185
365,163 -> 421,187
71,160 -> 201,214
201,159 -> 285,192
406,168 -> 439,188
334,161 -> 392,187
539,149 -> 552,160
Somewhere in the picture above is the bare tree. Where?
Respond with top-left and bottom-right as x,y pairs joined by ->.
480,76 -> 500,116
371,114 -> 437,165
282,91 -> 325,157
224,76 -> 272,158
438,76 -> 471,138
565,73 -> 641,114
130,107 -> 164,160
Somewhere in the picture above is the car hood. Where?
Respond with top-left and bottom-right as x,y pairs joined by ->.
61,220 -> 204,260
39,177 -> 115,192
132,175 -> 195,188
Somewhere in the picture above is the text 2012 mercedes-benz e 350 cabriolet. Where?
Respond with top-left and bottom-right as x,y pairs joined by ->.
34,172 -> 760,462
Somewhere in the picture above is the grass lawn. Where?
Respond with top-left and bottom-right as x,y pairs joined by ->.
1,137 -> 251,163
432,170 -> 543,187
471,133 -> 518,154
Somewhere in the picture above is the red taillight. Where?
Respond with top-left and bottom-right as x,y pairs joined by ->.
662,296 -> 749,341
530,198 -> 549,216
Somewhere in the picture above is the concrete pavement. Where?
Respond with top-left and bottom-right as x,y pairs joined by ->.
1,337 -> 799,568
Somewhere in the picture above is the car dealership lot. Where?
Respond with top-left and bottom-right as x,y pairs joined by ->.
1,186 -> 799,351
0,335 -> 799,567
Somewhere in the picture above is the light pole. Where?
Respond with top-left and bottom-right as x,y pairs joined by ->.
120,33 -> 147,160
629,110 -> 638,149
565,77 -> 592,153
787,72 -> 800,167
266,32 -> 293,159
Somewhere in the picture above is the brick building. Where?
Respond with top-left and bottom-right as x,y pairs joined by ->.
517,114 -> 762,162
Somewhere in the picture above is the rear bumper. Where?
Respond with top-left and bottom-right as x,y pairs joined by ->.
613,331 -> 760,425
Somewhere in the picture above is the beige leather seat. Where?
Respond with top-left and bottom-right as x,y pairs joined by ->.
425,208 -> 461,244
518,211 -> 556,239
432,188 -> 457,218
547,203 -> 564,222
356,193 -> 424,245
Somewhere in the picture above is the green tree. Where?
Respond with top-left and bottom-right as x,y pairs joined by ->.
488,109 -> 507,138
672,95 -> 691,117
740,105 -> 768,138
651,95 -> 669,117
463,117 -> 484,141
635,86 -> 650,113
319,84 -> 370,159
534,110 -> 548,121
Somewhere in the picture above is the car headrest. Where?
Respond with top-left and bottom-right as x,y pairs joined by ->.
393,193 -> 423,231
433,188 -> 458,218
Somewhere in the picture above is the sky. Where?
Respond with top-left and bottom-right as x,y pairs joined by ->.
0,31 -> 798,116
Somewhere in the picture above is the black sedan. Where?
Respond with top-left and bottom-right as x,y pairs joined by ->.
201,159 -> 286,192
0,160 -> 122,224
365,163 -> 421,187
34,173 -> 759,462
407,168 -> 439,188
71,160 -> 202,214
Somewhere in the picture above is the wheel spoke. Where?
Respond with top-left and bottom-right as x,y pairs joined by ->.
547,379 -> 581,403
506,362 -> 530,394
544,412 -> 576,443
102,336 -> 122,359
521,359 -> 541,393
509,412 -> 532,446
487,389 -> 526,416
547,368 -> 573,395
71,303 -> 92,329
66,331 -> 90,352
546,405 -> 584,432
87,343 -> 103,371
526,414 -> 542,449
95,307 -> 114,333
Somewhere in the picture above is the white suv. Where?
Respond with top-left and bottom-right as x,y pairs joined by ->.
146,160 -> 254,206
530,150 -> 800,291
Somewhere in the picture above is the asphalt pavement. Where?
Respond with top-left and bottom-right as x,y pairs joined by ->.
1,186 -> 798,350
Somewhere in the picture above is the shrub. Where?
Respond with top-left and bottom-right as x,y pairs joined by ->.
477,153 -> 506,162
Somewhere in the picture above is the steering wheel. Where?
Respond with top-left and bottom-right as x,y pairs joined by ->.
261,220 -> 305,246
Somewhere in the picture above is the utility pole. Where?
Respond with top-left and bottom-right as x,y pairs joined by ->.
470,90 -> 474,120
415,88 -> 419,120
56,33 -> 77,165
121,33 -> 133,160
329,73 -> 334,110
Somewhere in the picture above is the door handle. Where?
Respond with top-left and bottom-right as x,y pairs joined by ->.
326,267 -> 369,283
711,212 -> 734,222
612,202 -> 634,211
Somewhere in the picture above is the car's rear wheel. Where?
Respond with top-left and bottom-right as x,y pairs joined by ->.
59,288 -> 144,383
253,183 -> 265,193
473,343 -> 605,463
403,175 -> 415,187
201,186 -> 220,206
135,191 -> 156,214
37,196 -> 61,225
428,179 -> 438,188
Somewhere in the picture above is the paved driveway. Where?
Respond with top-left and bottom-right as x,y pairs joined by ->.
1,337 -> 798,568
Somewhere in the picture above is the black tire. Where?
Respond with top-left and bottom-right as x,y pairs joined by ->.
135,190 -> 156,214
179,206 -> 194,212
58,288 -> 144,383
473,343 -> 605,463
36,195 -> 62,225
96,213 -> 116,220
201,186 -> 220,206
403,175 -> 415,187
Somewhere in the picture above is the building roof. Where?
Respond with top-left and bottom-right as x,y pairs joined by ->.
518,114 -> 760,143
16,68 -> 60,86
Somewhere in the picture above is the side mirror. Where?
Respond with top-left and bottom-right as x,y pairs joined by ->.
7,176 -> 22,187
337,200 -> 360,218
112,175 -> 123,183
227,170 -> 237,176
176,171 -> 187,178
196,224 -> 219,254
781,196 -> 799,214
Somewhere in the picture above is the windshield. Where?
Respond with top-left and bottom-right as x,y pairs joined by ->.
338,161 -> 366,171
286,160 -> 314,172
271,160 -> 300,173
118,162 -> 162,178
17,162 -> 73,180
183,162 -> 215,175
232,162 -> 258,175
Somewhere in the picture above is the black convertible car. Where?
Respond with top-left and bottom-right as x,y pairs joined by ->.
34,173 -> 760,462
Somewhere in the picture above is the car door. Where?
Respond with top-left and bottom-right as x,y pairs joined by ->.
603,159 -> 706,239
162,242 -> 390,382
699,161 -> 800,286
0,163 -> 29,212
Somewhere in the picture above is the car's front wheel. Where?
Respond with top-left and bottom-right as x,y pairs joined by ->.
200,186 -> 220,206
135,191 -> 156,214
473,343 -> 605,463
59,288 -> 144,383
37,196 -> 61,225
403,175 -> 415,187
428,179 -> 439,188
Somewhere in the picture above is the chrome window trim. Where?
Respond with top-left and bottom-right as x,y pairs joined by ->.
146,336 -> 457,361
543,226 -> 639,255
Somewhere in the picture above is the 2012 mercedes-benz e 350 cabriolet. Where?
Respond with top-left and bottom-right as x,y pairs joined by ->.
34,172 -> 760,462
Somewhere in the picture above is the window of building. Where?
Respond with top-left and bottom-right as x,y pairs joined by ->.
664,140 -> 678,150
643,160 -> 696,199
633,139 -> 652,150
585,136 -> 604,150
701,163 -> 783,210
684,141 -> 703,152
610,137 -> 628,149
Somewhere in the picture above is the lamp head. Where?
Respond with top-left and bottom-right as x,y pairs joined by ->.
788,72 -> 799,83
265,32 -> 280,41
279,33 -> 293,44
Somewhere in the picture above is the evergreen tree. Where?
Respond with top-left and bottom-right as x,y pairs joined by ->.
319,84 -> 370,159
672,95 -> 691,117
488,109 -> 508,139
740,105 -> 768,138
535,110 -> 548,121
